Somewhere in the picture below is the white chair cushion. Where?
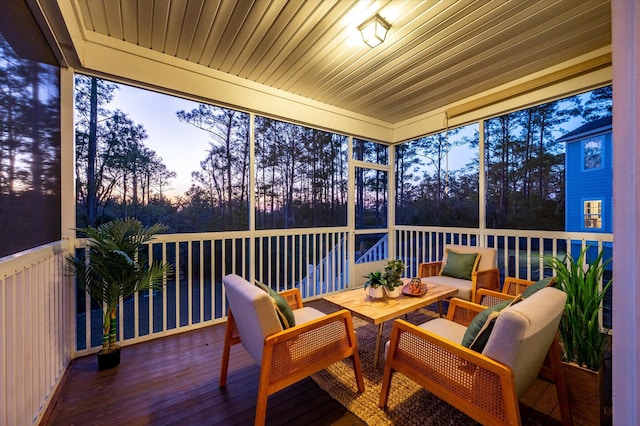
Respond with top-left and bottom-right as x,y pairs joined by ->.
483,287 -> 566,396
293,306 -> 326,324
222,274 -> 282,363
420,275 -> 473,301
421,246 -> 498,301
419,318 -> 467,344
223,274 -> 332,365
385,318 -> 467,360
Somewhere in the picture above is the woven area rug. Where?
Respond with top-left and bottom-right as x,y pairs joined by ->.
311,309 -> 556,426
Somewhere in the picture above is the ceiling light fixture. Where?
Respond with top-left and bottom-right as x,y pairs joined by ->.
358,14 -> 390,48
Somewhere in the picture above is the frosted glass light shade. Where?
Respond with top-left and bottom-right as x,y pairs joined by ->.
358,14 -> 390,48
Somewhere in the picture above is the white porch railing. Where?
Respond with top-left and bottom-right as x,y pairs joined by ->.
69,225 -> 613,358
395,226 -> 613,281
395,225 -> 614,331
70,228 -> 351,357
0,241 -> 72,426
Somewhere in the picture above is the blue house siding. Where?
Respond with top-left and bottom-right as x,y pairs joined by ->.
559,116 -> 613,330
560,117 -> 613,233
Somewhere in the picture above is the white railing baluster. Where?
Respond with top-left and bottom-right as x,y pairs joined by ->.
0,241 -> 72,426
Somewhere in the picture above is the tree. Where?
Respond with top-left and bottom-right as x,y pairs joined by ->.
143,151 -> 176,202
582,86 -> 612,122
0,34 -> 61,257
74,76 -> 176,226
395,143 -> 421,224
395,126 -> 479,227
484,95 -> 580,229
255,117 -> 347,229
354,140 -> 388,229
75,75 -> 118,225
178,104 -> 249,230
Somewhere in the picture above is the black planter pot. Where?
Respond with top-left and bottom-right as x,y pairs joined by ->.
97,347 -> 121,370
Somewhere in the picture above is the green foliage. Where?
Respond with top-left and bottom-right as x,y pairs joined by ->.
383,259 -> 406,290
544,246 -> 611,370
66,218 -> 173,352
72,76 -> 612,234
363,271 -> 386,289
363,259 -> 406,291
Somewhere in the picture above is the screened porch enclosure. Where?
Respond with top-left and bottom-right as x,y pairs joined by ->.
2,75 -> 617,425
4,1 -> 637,425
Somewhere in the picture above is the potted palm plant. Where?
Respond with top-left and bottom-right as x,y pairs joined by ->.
383,259 -> 406,298
66,218 -> 173,370
544,245 -> 612,426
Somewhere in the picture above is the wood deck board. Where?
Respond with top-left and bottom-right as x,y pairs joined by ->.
42,299 -> 566,426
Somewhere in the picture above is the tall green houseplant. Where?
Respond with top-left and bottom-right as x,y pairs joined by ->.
67,218 -> 172,366
545,246 -> 612,370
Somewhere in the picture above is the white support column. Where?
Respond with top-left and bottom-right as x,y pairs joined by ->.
347,136 -> 355,288
478,119 -> 487,246
60,67 -> 78,357
388,143 -> 396,260
612,0 -> 639,424
60,68 -> 76,241
249,112 -> 256,281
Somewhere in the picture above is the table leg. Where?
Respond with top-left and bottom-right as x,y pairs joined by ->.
374,322 -> 384,368
438,301 -> 444,317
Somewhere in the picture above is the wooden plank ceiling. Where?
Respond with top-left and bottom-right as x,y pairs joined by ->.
73,0 -> 611,124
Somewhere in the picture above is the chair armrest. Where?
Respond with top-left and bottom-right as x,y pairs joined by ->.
446,298 -> 487,326
502,277 -> 535,297
279,288 -> 304,310
266,308 -> 355,346
473,267 -> 500,291
381,319 -> 519,425
418,261 -> 442,277
474,288 -> 516,305
262,309 -> 359,391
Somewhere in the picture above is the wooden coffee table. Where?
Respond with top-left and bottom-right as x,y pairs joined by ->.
323,281 -> 458,367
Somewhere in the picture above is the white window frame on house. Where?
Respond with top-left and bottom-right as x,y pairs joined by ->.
582,135 -> 605,171
583,198 -> 603,230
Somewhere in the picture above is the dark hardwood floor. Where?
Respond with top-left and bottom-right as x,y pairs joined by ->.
41,300 -> 588,426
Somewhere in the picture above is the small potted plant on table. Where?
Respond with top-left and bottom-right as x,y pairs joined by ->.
364,270 -> 386,299
383,259 -> 406,298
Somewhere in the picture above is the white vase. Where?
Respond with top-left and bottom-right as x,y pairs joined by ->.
368,286 -> 385,299
386,287 -> 402,298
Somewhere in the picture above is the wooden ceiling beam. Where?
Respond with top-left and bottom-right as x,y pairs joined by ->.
446,53 -> 612,118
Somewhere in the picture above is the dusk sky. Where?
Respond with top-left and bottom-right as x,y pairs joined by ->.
108,83 -> 211,199
106,82 -> 588,202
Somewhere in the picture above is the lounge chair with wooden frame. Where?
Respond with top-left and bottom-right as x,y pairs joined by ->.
379,287 -> 572,426
418,244 -> 500,302
219,274 -> 365,426
475,275 -> 559,381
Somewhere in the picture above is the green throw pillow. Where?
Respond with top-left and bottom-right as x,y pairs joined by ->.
468,294 -> 523,352
440,250 -> 480,280
462,298 -> 512,348
462,277 -> 554,351
255,281 -> 296,329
